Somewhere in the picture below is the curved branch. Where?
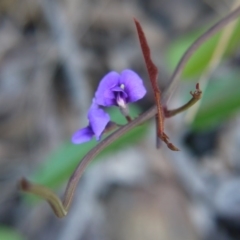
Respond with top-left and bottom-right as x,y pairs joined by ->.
163,5 -> 240,103
20,6 -> 240,217
62,106 -> 156,211
63,6 -> 240,211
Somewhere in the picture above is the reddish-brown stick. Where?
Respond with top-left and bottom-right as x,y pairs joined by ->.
134,19 -> 164,135
134,18 -> 179,151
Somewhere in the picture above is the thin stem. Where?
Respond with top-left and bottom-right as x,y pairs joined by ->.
63,6 -> 240,211
156,117 -> 161,149
163,5 -> 240,104
20,6 -> 240,217
20,178 -> 67,218
62,106 -> 156,211
125,116 -> 132,122
165,83 -> 202,118
184,0 -> 240,124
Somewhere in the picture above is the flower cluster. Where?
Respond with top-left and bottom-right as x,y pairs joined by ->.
72,69 -> 146,144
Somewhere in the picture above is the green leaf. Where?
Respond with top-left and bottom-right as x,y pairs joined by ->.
166,19 -> 240,78
192,71 -> 240,130
0,226 -> 24,240
31,105 -> 149,188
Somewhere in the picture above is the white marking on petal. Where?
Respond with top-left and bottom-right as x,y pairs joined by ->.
116,95 -> 126,108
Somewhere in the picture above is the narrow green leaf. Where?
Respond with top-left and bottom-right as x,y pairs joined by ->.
192,71 -> 240,130
166,19 -> 240,78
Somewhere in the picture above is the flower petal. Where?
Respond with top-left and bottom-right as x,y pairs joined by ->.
111,87 -> 128,107
102,93 -> 116,106
119,69 -> 146,102
112,86 -> 128,98
71,127 -> 94,144
95,71 -> 120,106
88,107 -> 110,140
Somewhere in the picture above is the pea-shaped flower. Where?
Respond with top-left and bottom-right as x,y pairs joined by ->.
72,102 -> 110,144
95,69 -> 146,109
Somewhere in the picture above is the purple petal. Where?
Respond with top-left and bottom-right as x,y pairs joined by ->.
111,86 -> 128,98
89,98 -> 99,109
72,127 -> 94,144
111,87 -> 128,107
88,107 -> 110,140
119,69 -> 146,102
102,94 -> 116,106
95,71 -> 120,106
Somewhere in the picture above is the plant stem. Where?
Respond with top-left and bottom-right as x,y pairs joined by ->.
165,83 -> 202,118
19,6 -> 240,217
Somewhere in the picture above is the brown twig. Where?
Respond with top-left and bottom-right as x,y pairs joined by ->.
125,116 -> 132,122
164,83 -> 202,118
134,19 -> 178,151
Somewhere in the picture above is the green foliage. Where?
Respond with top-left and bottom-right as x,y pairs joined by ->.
192,71 -> 240,130
166,19 -> 240,78
31,105 -> 148,188
166,17 -> 240,130
0,226 -> 24,240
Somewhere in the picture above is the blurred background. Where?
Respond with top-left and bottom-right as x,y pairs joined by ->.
0,0 -> 240,239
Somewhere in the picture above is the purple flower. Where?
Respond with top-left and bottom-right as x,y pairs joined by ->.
72,102 -> 110,144
95,69 -> 146,108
